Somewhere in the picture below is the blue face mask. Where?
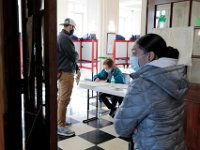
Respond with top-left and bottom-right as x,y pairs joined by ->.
130,54 -> 148,71
130,56 -> 140,71
105,68 -> 111,73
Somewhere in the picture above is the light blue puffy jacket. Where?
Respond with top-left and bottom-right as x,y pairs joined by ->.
114,64 -> 189,150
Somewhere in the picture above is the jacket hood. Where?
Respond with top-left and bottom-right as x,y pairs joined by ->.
130,61 -> 189,100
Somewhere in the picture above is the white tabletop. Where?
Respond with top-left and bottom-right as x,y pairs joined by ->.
79,81 -> 128,97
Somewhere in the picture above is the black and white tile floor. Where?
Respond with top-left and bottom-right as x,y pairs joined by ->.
57,84 -> 129,150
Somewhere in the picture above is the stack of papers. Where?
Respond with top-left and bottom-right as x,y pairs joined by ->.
80,81 -> 108,87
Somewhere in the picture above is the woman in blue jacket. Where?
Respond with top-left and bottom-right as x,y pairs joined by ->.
94,58 -> 125,117
114,34 -> 189,150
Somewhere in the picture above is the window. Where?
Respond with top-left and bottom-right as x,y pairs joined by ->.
156,4 -> 171,28
119,9 -> 141,39
68,12 -> 84,37
172,1 -> 190,27
57,0 -> 87,37
67,0 -> 86,37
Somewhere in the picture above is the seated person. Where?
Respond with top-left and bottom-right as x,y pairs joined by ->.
94,58 -> 125,117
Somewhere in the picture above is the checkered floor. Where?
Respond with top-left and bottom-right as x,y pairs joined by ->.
57,84 -> 130,150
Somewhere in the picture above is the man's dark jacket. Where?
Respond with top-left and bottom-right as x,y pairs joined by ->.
57,29 -> 79,73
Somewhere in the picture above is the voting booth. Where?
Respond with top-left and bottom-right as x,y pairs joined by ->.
73,40 -> 81,60
113,40 -> 135,67
73,40 -> 98,80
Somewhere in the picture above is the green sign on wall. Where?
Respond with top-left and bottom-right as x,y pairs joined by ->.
159,15 -> 167,22
195,17 -> 200,26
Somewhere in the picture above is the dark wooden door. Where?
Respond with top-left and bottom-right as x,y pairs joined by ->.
0,0 -> 57,149
20,0 -> 57,149
1,0 -> 22,149
184,85 -> 200,150
0,0 -> 5,149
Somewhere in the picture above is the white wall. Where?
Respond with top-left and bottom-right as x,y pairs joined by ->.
100,0 -> 119,57
140,0 -> 147,35
133,9 -> 142,35
119,8 -> 133,38
57,0 -> 69,34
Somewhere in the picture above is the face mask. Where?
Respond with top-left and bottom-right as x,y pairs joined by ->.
130,56 -> 140,71
69,29 -> 74,35
130,54 -> 148,71
105,68 -> 111,73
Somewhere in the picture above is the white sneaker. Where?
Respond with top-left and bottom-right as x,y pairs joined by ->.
57,126 -> 75,137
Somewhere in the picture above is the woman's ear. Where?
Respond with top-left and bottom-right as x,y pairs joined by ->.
148,51 -> 156,62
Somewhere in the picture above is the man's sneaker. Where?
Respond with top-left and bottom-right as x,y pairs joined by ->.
57,126 -> 75,137
66,122 -> 72,126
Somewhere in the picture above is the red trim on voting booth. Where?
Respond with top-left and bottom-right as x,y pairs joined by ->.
72,40 -> 98,74
113,40 -> 135,67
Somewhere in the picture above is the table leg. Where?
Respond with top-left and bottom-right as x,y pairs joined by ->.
96,92 -> 98,118
83,89 -> 98,123
87,89 -> 89,120
92,72 -> 94,97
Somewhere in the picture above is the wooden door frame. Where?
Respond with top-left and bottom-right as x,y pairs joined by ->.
44,0 -> 57,149
0,0 -> 5,149
21,0 -> 57,149
0,0 -> 22,149
0,0 -> 57,149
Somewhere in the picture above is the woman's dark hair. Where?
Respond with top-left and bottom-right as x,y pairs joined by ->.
136,33 -> 179,59
103,58 -> 114,68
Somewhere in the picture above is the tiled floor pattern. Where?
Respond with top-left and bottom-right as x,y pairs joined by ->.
57,85 -> 129,150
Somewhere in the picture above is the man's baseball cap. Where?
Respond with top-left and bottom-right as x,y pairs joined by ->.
60,18 -> 76,27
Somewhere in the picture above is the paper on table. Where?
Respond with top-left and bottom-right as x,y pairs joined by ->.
112,84 -> 128,89
80,81 -> 108,87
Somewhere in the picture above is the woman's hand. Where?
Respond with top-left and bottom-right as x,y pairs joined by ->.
95,78 -> 100,82
76,70 -> 81,79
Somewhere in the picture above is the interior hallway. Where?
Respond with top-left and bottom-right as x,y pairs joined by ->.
57,70 -> 130,150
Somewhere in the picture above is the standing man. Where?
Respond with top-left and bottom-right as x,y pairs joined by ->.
57,18 -> 81,136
